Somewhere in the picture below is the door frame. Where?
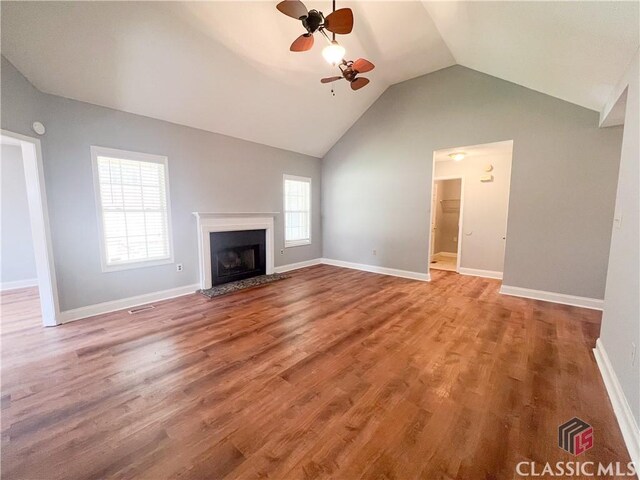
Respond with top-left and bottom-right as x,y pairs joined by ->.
428,174 -> 465,273
430,181 -> 438,258
1,129 -> 61,326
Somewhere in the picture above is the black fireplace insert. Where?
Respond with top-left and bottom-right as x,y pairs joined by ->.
210,229 -> 266,286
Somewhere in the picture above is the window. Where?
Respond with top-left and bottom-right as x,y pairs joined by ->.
91,146 -> 173,271
283,174 -> 311,247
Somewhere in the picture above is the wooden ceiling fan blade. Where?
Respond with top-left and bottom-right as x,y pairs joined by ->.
320,76 -> 343,84
353,58 -> 375,73
276,0 -> 308,20
290,33 -> 314,52
324,8 -> 354,34
351,77 -> 370,91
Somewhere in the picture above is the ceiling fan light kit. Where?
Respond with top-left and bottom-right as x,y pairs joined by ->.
276,0 -> 374,91
322,40 -> 345,65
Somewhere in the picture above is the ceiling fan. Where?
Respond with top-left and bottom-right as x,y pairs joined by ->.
321,58 -> 375,90
276,0 -> 353,52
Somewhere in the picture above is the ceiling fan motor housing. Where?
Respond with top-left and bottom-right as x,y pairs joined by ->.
343,66 -> 357,82
303,10 -> 324,34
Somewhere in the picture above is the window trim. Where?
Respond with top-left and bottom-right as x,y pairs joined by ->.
283,174 -> 312,248
90,146 -> 174,273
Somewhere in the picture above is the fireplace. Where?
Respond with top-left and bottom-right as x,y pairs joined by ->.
193,212 -> 276,290
210,229 -> 266,286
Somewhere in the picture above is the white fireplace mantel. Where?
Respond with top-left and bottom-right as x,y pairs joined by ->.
193,212 -> 278,290
193,212 -> 279,219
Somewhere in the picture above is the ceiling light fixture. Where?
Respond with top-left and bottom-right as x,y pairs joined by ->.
322,40 -> 345,65
449,152 -> 466,161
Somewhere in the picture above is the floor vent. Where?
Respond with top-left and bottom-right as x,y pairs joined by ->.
128,305 -> 155,314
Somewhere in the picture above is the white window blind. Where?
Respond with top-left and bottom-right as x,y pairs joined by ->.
91,147 -> 173,271
284,175 -> 311,247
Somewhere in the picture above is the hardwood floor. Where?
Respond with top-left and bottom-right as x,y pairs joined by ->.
1,266 -> 632,479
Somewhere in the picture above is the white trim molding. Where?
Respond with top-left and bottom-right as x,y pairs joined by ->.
193,212 -> 277,290
458,268 -> 503,280
321,258 -> 431,282
0,278 -> 38,291
90,146 -> 174,273
499,285 -> 604,310
283,174 -> 312,248
59,283 -> 199,324
594,339 -> 640,467
2,130 -> 60,327
274,258 -> 322,273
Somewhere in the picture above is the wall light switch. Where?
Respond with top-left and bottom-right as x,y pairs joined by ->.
614,213 -> 623,229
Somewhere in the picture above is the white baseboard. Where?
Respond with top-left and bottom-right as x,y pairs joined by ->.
274,258 -> 322,273
0,278 -> 38,291
499,284 -> 604,310
321,258 -> 430,282
58,283 -> 199,324
458,268 -> 503,280
594,338 -> 640,467
435,252 -> 457,258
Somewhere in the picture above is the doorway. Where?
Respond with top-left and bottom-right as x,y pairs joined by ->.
1,130 -> 59,326
428,140 -> 513,279
430,177 -> 462,272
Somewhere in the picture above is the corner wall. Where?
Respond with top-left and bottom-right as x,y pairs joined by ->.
599,50 -> 640,443
322,65 -> 623,299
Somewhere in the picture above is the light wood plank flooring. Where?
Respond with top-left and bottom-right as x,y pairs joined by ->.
1,265 -> 632,479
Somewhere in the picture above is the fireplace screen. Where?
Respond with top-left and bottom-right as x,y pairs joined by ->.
217,246 -> 257,278
210,230 -> 266,286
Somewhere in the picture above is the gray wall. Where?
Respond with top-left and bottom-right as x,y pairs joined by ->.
322,65 -> 623,299
433,179 -> 460,255
1,57 -> 322,311
1,144 -> 37,283
600,52 -> 639,426
434,149 -> 512,273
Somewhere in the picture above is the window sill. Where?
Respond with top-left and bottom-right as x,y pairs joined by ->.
284,240 -> 311,248
101,256 -> 174,273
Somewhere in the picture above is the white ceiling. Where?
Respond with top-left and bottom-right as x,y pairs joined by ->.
423,0 -> 639,113
1,1 -> 638,158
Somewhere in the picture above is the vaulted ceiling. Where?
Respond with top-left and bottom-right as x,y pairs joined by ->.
1,1 -> 638,157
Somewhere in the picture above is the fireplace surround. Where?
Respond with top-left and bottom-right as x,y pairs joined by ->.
193,212 -> 276,290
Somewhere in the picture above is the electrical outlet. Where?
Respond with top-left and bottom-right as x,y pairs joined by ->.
280,249 -> 284,255
176,264 -> 183,272
372,249 -> 377,256
632,342 -> 637,366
